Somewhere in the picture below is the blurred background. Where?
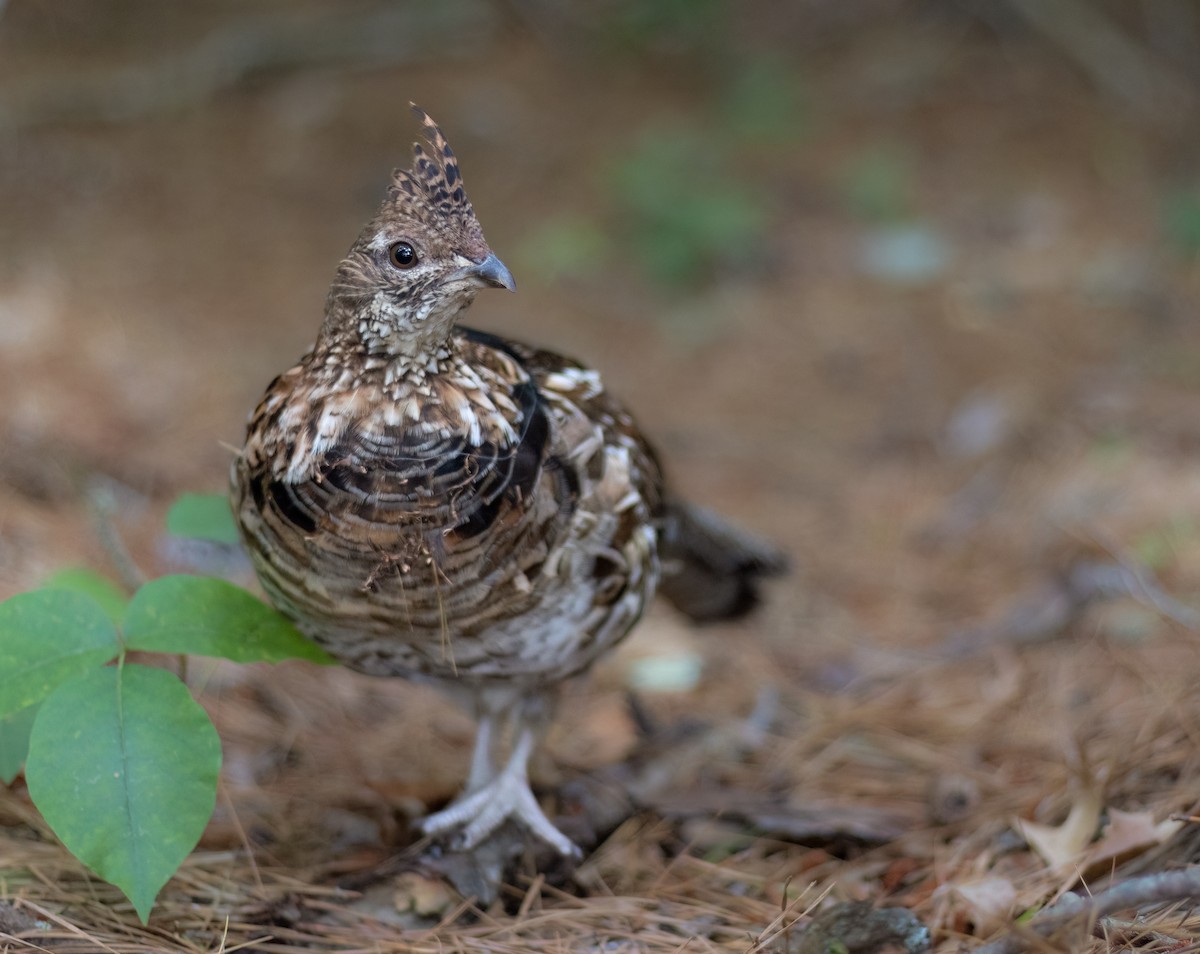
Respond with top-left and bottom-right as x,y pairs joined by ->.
5,0 -> 1200,638
7,0 -> 1200,696
5,0 -> 1200,930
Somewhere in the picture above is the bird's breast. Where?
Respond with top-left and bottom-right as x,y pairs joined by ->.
231,337 -> 663,684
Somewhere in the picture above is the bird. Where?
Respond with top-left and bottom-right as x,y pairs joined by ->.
230,106 -> 786,859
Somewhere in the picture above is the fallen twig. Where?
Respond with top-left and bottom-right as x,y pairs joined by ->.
974,867 -> 1200,954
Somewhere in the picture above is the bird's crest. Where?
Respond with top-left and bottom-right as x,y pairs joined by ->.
388,105 -> 477,228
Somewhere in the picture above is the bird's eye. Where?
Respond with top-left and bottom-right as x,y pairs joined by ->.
388,241 -> 418,269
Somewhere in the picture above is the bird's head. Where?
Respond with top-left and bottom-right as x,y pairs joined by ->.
322,105 -> 514,357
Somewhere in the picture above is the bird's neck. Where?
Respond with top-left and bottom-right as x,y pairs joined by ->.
316,296 -> 474,381
326,279 -> 480,349
309,333 -> 467,394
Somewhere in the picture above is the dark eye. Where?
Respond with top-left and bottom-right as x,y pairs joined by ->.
388,241 -> 417,269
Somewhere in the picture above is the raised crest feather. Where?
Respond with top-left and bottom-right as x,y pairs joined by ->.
388,104 -> 475,220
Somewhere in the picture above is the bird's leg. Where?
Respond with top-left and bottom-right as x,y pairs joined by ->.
464,712 -> 497,792
420,699 -> 580,858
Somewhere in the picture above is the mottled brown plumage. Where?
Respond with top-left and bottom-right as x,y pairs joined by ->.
231,107 -> 785,857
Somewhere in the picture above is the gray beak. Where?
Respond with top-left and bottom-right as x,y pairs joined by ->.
470,252 -> 516,292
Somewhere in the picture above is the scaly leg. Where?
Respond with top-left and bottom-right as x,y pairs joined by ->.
420,703 -> 579,858
464,713 -> 496,792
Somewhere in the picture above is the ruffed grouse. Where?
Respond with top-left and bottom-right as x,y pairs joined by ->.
231,107 -> 785,857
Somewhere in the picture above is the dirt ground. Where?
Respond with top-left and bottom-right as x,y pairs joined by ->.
5,2 -> 1200,951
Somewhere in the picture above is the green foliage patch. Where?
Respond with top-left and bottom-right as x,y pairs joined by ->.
1,523 -> 332,920
0,703 -> 38,785
25,664 -> 221,922
125,575 -> 334,664
602,0 -> 727,56
610,128 -> 769,287
840,145 -> 915,223
166,492 -> 241,544
41,567 -> 130,624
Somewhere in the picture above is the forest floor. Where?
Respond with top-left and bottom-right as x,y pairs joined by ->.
4,4 -> 1200,951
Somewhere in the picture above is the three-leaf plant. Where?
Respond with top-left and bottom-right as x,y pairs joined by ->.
0,495 -> 333,921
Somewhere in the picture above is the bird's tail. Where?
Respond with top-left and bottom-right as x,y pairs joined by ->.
657,500 -> 789,623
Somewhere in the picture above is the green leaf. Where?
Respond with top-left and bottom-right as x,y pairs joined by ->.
0,590 -> 122,717
0,703 -> 38,784
25,664 -> 221,922
123,575 -> 335,665
166,493 -> 241,545
42,567 -> 130,625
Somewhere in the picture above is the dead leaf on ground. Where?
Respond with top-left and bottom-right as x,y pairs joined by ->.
949,876 -> 1018,934
1082,808 -> 1184,878
1015,787 -> 1104,872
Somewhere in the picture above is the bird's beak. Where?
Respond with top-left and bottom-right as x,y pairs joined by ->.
468,252 -> 516,292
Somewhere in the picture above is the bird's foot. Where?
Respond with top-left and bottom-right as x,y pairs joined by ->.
420,768 -> 581,859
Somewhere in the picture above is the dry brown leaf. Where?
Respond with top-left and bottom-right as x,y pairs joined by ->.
1082,808 -> 1184,876
951,876 -> 1019,933
1015,788 -> 1104,871
392,870 -> 456,918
